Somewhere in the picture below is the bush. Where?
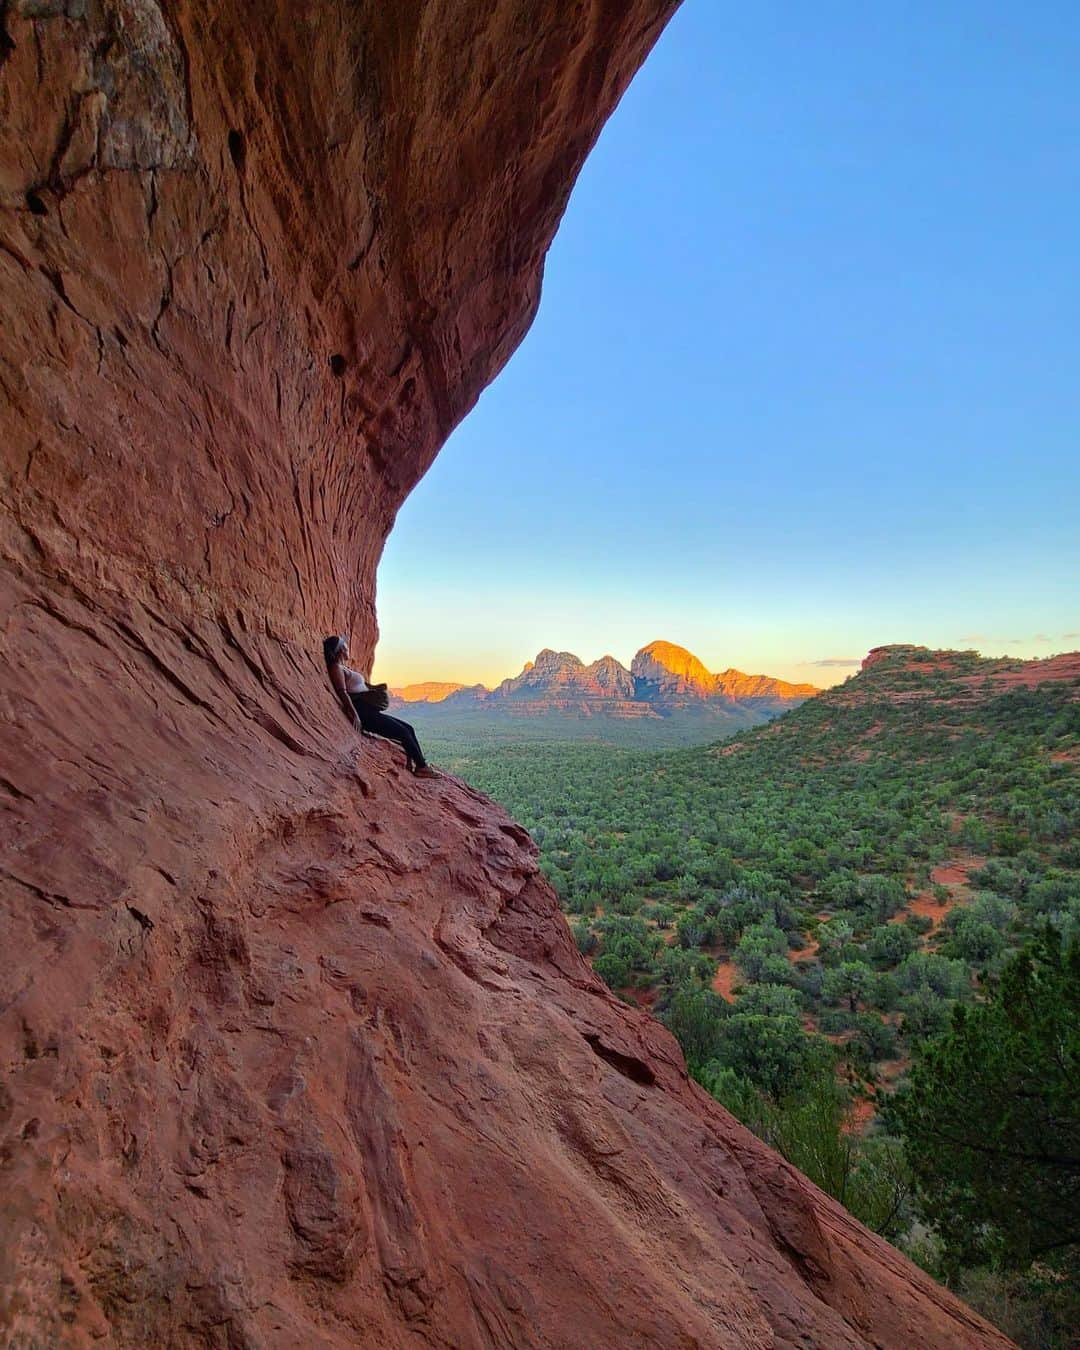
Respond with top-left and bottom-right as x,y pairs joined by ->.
733,983 -> 804,1018
593,952 -> 631,989
865,923 -> 919,968
676,906 -> 716,949
733,923 -> 789,982
570,919 -> 597,956
940,913 -> 1005,964
822,960 -> 873,1012
848,1012 -> 899,1066
661,985 -> 728,1074
710,1013 -> 833,1099
899,987 -> 951,1039
896,951 -> 971,999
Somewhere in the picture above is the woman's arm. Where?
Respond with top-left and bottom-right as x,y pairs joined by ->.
329,662 -> 363,733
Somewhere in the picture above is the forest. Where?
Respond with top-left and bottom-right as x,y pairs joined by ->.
427,648 -> 1079,1347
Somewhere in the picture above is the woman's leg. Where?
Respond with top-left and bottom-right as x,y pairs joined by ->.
353,706 -> 427,768
380,714 -> 427,768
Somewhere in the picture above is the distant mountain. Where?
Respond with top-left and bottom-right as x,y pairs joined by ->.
489,648 -> 639,710
387,640 -> 818,744
390,681 -> 465,703
631,640 -> 818,702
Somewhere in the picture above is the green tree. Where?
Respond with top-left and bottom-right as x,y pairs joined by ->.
703,1064 -> 912,1239
710,1013 -> 832,1099
823,960 -> 872,1013
865,922 -> 918,968
890,931 -> 1080,1267
734,984 -> 803,1018
593,951 -> 631,989
940,913 -> 1005,965
733,923 -> 788,982
661,985 -> 726,1074
570,918 -> 597,955
817,916 -> 854,955
898,986 -> 950,1039
676,906 -> 715,949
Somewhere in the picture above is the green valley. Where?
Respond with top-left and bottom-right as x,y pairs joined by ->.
429,645 -> 1080,1346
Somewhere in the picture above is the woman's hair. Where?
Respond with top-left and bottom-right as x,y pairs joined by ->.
323,635 -> 345,669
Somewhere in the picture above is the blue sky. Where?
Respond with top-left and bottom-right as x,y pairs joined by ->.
377,0 -> 1079,689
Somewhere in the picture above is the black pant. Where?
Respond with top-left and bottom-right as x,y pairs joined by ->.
350,696 -> 427,767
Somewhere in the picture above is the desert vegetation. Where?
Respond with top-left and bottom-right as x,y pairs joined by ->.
431,648 -> 1080,1346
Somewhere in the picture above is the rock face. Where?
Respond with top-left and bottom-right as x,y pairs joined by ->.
494,648 -> 637,704
0,3 -> 1008,1346
633,639 -> 720,696
633,639 -> 819,702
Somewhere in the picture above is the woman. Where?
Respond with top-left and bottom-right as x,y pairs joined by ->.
323,635 -> 437,778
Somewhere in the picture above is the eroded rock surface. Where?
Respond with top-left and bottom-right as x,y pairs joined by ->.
1,2 -> 1009,1345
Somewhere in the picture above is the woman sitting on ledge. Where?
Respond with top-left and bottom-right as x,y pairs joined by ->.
323,635 -> 437,779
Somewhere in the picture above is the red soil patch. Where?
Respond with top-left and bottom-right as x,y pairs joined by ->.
788,935 -> 819,964
712,960 -> 739,1003
931,860 -> 979,889
891,855 -> 986,936
898,892 -> 953,932
844,1095 -> 878,1135
819,1027 -> 855,1047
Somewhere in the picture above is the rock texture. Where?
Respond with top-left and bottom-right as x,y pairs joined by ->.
0,3 -> 1008,1346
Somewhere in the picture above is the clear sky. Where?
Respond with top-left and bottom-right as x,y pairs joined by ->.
376,0 -> 1079,690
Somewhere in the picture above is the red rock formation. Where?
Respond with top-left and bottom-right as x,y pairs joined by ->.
633,639 -> 720,694
633,639 -> 819,701
714,667 -> 819,699
494,648 -> 637,702
0,3 -> 1008,1345
854,645 -> 1080,698
389,682 -> 466,704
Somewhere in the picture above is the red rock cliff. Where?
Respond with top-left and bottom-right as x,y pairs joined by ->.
0,3 -> 1008,1345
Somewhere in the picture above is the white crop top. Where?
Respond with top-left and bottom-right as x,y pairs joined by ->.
342,665 -> 368,694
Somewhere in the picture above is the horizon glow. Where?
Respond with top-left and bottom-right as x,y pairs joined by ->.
374,1 -> 1080,691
